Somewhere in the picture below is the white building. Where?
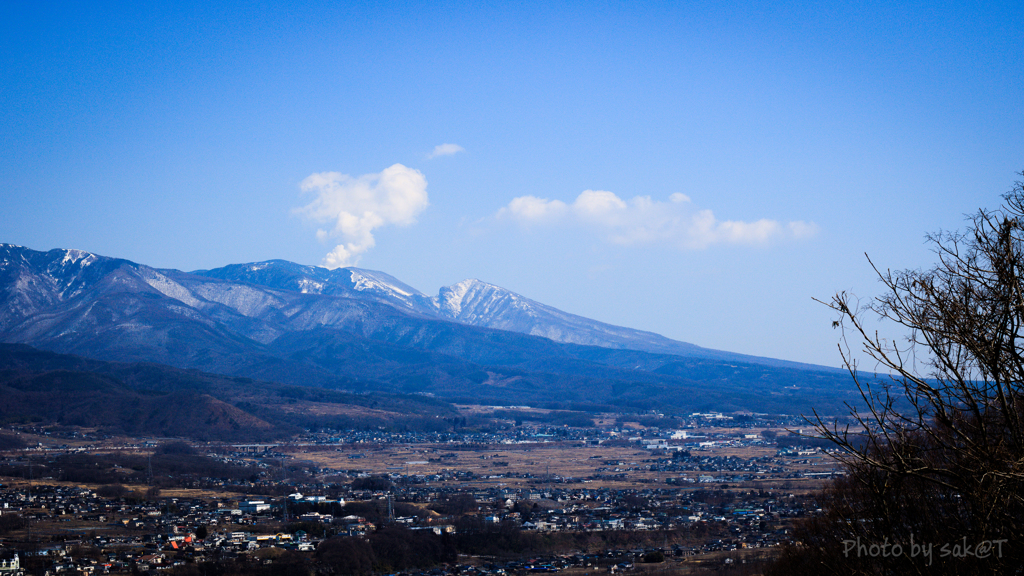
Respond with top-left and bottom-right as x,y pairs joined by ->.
0,555 -> 22,576
239,500 -> 270,513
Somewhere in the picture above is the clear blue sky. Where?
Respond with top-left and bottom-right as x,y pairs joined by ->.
2,1 -> 1021,367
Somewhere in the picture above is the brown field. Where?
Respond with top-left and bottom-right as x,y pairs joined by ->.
2,422 -> 835,497
285,439 -> 831,494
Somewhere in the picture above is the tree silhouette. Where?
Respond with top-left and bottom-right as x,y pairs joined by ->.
773,173 -> 1024,574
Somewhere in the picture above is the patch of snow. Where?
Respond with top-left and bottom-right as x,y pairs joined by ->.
142,271 -> 204,308
298,278 -> 324,295
60,249 -> 93,266
436,279 -> 484,317
347,268 -> 426,300
352,272 -> 409,297
188,282 -> 284,317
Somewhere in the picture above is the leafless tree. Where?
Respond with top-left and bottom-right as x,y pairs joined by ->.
772,173 -> 1024,575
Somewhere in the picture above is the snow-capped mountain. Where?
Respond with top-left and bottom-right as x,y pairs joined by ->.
431,278 -> 714,358
194,260 -> 437,315
0,244 -> 853,413
195,259 -> 799,366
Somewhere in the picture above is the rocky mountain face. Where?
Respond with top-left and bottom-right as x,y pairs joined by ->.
0,244 -> 855,414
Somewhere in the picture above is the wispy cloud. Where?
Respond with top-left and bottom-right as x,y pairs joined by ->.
295,164 -> 429,268
497,189 -> 818,249
427,143 -> 465,159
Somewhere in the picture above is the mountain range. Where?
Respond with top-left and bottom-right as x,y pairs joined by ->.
0,243 -> 858,415
195,259 -> 748,363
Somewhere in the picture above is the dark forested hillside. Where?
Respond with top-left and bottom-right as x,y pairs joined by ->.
0,344 -> 460,440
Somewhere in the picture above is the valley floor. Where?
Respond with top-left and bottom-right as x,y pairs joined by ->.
0,412 -> 838,575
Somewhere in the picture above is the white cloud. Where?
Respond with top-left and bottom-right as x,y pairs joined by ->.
497,189 -> 817,250
428,143 -> 465,159
295,164 -> 429,268
496,195 -> 568,223
573,190 -> 628,224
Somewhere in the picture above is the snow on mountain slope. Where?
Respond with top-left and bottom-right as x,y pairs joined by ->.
436,279 -> 535,327
0,244 -> 141,330
181,278 -> 286,318
347,268 -> 423,298
140,269 -> 205,309
196,258 -> 735,360
194,261 -> 435,315
432,278 -> 713,357
1,244 -> 820,370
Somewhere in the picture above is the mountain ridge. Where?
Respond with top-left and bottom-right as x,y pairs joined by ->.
192,257 -> 828,370
0,243 -> 856,414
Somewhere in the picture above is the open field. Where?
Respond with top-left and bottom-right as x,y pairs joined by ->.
283,435 -> 835,494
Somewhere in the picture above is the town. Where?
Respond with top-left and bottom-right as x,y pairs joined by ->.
0,409 -> 844,575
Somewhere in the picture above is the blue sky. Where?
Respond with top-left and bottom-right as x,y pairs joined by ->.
2,1 -> 1021,367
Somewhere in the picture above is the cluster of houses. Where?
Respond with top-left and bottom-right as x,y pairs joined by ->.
0,471 -> 822,573
0,413 -> 835,573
